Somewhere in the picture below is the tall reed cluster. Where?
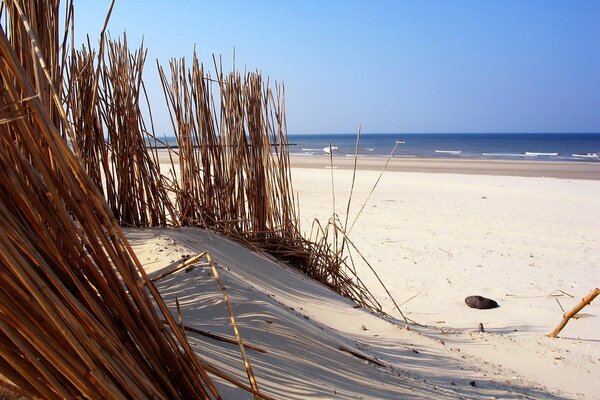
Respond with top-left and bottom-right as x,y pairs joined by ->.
158,54 -> 380,309
0,1 -> 251,398
66,37 -> 175,227
158,55 -> 296,238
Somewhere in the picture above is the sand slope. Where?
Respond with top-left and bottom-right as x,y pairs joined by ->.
127,226 -> 576,399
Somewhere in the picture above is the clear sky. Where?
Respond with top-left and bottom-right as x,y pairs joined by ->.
75,1 -> 600,134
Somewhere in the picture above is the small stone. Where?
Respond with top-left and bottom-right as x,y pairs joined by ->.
465,295 -> 499,309
470,381 -> 477,387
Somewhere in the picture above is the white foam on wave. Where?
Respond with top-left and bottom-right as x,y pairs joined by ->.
290,152 -> 315,156
524,152 -> 559,156
571,153 -> 599,158
482,153 -> 530,157
435,150 -> 462,155
302,148 -> 322,151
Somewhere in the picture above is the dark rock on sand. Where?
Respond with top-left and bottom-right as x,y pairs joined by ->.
465,295 -> 499,309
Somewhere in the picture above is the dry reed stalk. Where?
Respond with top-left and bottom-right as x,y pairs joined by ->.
205,252 -> 261,399
170,322 -> 267,354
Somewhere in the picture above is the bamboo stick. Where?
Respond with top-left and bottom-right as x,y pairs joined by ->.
548,288 -> 600,338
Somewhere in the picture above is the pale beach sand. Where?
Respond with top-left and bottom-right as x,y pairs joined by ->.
138,154 -> 599,398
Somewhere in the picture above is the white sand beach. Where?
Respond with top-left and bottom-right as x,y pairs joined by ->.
131,156 -> 600,399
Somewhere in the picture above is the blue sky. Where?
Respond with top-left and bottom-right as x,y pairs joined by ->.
75,1 -> 600,134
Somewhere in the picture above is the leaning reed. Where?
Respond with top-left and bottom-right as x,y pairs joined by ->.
0,28 -> 223,400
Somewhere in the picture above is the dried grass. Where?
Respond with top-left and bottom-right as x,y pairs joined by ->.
0,0 -> 401,397
0,1 -> 261,398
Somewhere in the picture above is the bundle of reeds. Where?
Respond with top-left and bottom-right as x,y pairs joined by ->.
159,54 -> 297,235
0,1 -> 272,397
64,45 -> 111,195
158,53 -> 383,311
65,35 -> 176,228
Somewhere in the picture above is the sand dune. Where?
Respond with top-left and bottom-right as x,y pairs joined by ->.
127,227 -> 569,399
135,156 -> 600,398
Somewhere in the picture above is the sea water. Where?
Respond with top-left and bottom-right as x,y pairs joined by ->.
154,133 -> 600,162
287,133 -> 600,162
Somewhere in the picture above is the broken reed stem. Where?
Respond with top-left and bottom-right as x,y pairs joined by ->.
339,345 -> 385,367
161,321 -> 267,354
150,252 -> 207,282
548,288 -> 600,338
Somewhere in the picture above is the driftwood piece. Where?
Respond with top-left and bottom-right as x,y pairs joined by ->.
548,288 -> 600,338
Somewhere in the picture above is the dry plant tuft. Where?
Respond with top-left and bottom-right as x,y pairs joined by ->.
158,52 -> 382,310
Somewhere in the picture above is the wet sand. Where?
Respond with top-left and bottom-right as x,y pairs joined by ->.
290,155 -> 600,180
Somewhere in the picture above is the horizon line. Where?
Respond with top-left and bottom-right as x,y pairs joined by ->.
287,131 -> 600,135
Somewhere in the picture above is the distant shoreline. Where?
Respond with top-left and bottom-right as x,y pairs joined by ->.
289,155 -> 600,180
149,132 -> 600,163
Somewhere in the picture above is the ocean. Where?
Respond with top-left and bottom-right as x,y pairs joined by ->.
286,133 -> 600,162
